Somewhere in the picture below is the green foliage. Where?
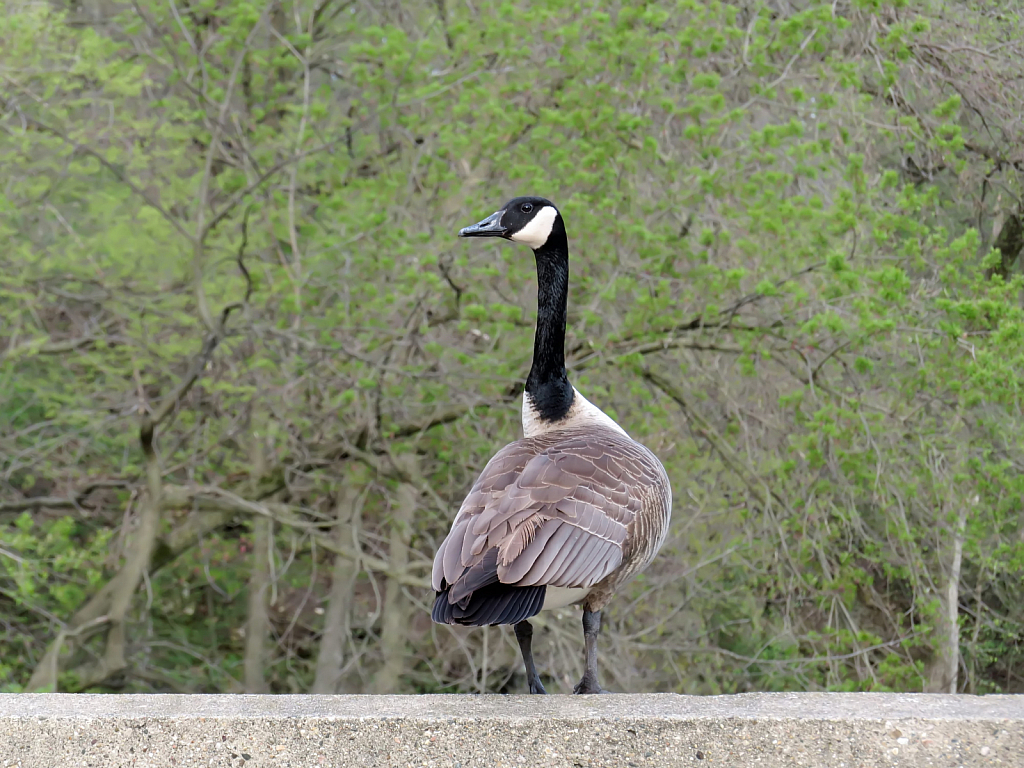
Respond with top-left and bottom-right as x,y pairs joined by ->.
2,0 -> 1023,694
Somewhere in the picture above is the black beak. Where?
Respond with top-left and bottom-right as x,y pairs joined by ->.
459,210 -> 508,238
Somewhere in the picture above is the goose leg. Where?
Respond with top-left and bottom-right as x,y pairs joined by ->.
514,620 -> 547,694
573,609 -> 608,694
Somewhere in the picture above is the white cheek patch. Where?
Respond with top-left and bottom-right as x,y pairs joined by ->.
509,206 -> 558,249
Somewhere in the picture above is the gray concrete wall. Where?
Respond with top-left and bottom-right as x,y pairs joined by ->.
0,693 -> 1021,767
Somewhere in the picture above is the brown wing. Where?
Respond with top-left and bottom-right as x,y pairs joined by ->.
431,427 -> 663,601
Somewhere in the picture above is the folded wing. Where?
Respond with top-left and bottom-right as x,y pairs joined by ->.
431,428 -> 660,625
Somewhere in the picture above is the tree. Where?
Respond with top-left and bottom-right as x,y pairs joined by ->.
2,0 -> 1023,695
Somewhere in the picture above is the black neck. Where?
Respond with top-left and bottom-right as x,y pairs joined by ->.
525,224 -> 574,422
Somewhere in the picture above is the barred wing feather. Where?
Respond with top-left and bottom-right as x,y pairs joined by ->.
431,427 -> 665,625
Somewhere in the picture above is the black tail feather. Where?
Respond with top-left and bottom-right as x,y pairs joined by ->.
432,581 -> 546,626
433,546 -> 545,626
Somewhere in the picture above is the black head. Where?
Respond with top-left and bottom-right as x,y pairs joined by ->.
458,196 -> 563,250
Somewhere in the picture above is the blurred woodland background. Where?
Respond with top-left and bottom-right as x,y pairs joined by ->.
2,0 -> 1024,696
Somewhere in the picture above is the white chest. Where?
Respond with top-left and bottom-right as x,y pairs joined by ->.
542,586 -> 590,611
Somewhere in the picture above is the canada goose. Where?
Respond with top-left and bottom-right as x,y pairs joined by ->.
431,197 -> 672,694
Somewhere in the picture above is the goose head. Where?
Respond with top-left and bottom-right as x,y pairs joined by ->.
459,196 -> 563,251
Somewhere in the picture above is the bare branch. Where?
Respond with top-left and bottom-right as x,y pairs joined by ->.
0,481 -> 129,516
0,97 -> 194,243
192,5 -> 270,331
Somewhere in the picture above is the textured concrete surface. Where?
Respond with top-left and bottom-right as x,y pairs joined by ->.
1,693 -> 1022,767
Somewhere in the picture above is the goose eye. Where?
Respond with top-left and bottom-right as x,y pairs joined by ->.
521,203 -> 533,213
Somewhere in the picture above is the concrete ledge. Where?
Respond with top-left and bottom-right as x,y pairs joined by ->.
1,693 -> 1021,767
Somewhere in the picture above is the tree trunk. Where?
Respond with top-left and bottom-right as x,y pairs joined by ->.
243,516 -> 272,693
925,504 -> 968,693
370,454 -> 419,694
26,431 -> 164,692
984,209 -> 1023,281
312,467 -> 365,694
243,435 -> 272,693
